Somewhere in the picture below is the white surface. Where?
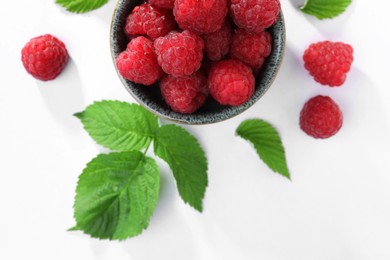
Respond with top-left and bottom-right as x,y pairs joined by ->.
1,1 -> 390,259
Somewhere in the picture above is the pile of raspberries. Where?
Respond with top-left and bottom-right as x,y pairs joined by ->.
116,0 -> 281,114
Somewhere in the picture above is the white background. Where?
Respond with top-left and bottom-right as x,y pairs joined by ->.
1,0 -> 390,259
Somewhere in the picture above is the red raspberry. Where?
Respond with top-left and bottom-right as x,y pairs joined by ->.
149,0 -> 175,9
303,41 -> 354,87
154,30 -> 204,77
230,29 -> 272,70
173,0 -> 228,34
161,72 -> 209,114
124,3 -> 177,40
202,21 -> 232,61
21,34 -> 68,81
116,36 -> 163,86
230,0 -> 280,33
208,59 -> 255,106
300,95 -> 343,139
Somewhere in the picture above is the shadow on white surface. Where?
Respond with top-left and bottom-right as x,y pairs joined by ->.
289,0 -> 305,8
288,0 -> 357,39
93,0 -> 118,26
78,161 -> 197,260
118,164 -> 196,260
38,59 -> 85,132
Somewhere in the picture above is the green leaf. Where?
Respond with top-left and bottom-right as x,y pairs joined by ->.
301,0 -> 352,19
154,125 -> 208,212
56,0 -> 109,13
73,151 -> 159,240
236,119 -> 290,179
75,101 -> 158,152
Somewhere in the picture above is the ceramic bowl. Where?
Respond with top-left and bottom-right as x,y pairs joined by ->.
110,0 -> 286,124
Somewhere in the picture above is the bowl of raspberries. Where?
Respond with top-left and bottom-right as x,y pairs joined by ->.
111,0 -> 285,124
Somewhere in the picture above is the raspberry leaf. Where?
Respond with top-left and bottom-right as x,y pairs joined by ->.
75,101 -> 158,151
301,0 -> 352,20
56,0 -> 109,13
154,125 -> 208,212
72,151 -> 159,240
236,119 -> 290,179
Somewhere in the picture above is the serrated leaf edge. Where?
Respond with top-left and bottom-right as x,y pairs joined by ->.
300,0 -> 352,20
55,0 -> 110,14
154,124 -> 208,212
236,119 -> 291,180
72,151 -> 159,241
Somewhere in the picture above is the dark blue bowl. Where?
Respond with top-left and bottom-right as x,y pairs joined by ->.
110,0 -> 286,124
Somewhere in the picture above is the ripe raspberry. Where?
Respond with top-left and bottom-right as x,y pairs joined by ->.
202,21 -> 232,61
300,95 -> 343,139
173,0 -> 228,34
303,41 -> 354,87
208,59 -> 255,106
230,0 -> 280,33
161,72 -> 209,114
124,3 -> 177,40
230,29 -> 272,70
149,0 -> 175,9
154,30 -> 204,77
116,36 -> 163,86
21,34 -> 68,81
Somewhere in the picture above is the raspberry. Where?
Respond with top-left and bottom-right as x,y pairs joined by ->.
202,21 -> 232,61
116,36 -> 163,86
21,34 -> 68,81
149,0 -> 175,9
230,29 -> 272,70
160,72 -> 209,114
303,41 -> 354,87
173,0 -> 228,34
154,30 -> 204,77
208,59 -> 255,106
124,3 -> 177,40
300,95 -> 343,139
230,0 -> 280,33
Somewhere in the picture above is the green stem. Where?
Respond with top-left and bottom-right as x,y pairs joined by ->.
143,142 -> 152,156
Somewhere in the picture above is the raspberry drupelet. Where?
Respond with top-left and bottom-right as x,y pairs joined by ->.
230,29 -> 272,70
300,95 -> 343,139
173,0 -> 228,34
149,0 -> 175,9
161,72 -> 209,114
21,34 -> 68,81
154,30 -> 204,77
124,3 -> 177,40
202,21 -> 232,62
208,59 -> 255,106
230,0 -> 281,33
303,41 -> 354,87
116,36 -> 163,86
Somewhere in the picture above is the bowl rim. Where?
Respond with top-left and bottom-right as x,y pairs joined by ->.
110,0 -> 286,125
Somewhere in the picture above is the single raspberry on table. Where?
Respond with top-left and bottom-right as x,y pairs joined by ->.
208,59 -> 255,106
160,72 -> 209,114
124,3 -> 177,40
21,34 -> 68,81
154,30 -> 204,77
149,0 -> 175,9
230,0 -> 280,33
202,21 -> 232,61
300,95 -> 343,139
230,29 -> 272,70
173,0 -> 228,34
116,36 -> 163,86
303,41 -> 354,87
